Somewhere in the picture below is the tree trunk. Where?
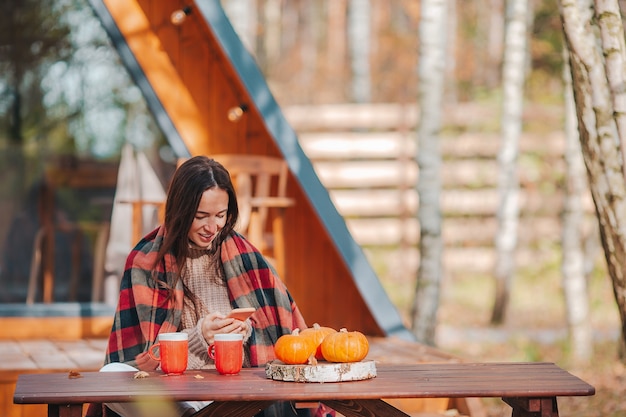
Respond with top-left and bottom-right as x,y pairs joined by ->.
593,0 -> 626,356
491,0 -> 529,324
411,0 -> 447,345
486,0 -> 505,87
561,45 -> 593,363
326,0 -> 348,100
348,0 -> 371,103
595,0 -> 626,176
298,1 -> 318,94
262,0 -> 282,67
445,0 -> 457,103
222,0 -> 257,54
559,0 -> 626,356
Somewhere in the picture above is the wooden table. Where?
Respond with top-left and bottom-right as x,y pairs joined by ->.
13,362 -> 594,417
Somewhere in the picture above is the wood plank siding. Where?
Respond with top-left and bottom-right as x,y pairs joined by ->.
285,103 -> 590,278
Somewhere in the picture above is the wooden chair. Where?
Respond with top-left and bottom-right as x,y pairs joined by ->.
180,154 -> 295,280
121,200 -> 165,245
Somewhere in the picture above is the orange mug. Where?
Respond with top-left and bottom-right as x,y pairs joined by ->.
208,333 -> 244,375
148,332 -> 188,375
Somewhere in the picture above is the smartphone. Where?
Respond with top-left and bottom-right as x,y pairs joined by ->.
227,307 -> 256,321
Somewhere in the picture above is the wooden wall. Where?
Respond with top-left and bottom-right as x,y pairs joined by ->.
285,102 -> 592,280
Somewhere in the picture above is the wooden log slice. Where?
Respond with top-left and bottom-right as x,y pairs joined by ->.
265,360 -> 377,383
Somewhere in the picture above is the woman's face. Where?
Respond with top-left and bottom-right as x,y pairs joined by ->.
188,186 -> 229,249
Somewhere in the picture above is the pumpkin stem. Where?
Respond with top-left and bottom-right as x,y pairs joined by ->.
339,328 -> 348,332
292,328 -> 301,335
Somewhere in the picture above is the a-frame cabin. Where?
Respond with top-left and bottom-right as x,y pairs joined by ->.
88,0 -> 413,340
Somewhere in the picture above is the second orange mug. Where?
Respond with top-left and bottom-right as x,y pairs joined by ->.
208,333 -> 244,375
148,332 -> 188,375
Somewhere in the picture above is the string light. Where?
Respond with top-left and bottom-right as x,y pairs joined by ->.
171,6 -> 192,25
227,105 -> 248,122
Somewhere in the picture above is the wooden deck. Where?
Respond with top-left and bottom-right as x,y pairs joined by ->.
0,339 -> 107,417
0,339 -> 107,372
2,336 -> 483,417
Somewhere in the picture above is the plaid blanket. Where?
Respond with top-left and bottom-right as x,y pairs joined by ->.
105,225 -> 306,368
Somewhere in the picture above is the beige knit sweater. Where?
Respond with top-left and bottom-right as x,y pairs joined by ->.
180,246 -> 251,369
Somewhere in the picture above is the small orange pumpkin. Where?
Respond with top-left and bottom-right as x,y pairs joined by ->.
320,328 -> 369,363
274,329 -> 317,365
300,323 -> 337,360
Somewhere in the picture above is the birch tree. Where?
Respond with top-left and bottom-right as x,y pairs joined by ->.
262,0 -> 282,67
491,0 -> 530,324
561,46 -> 592,362
411,0 -> 447,345
559,0 -> 626,353
348,0 -> 371,103
595,0 -> 626,175
222,0 -> 257,54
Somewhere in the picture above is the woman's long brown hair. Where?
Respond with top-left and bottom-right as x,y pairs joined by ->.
152,156 -> 239,297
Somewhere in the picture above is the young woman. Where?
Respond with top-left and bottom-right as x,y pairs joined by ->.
88,156 -> 310,417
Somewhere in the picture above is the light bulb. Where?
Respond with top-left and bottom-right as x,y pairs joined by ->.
171,6 -> 191,25
227,105 -> 248,122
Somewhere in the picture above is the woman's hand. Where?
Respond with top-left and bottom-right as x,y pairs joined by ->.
135,351 -> 159,371
201,311 -> 250,344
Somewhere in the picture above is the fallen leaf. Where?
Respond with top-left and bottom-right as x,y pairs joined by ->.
68,370 -> 82,379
